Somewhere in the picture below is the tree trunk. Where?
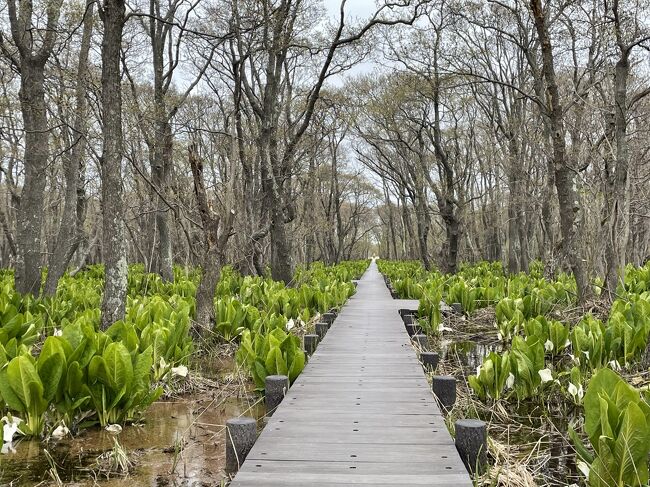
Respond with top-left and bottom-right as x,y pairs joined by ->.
415,188 -> 431,270
440,197 -> 460,274
270,203 -> 293,283
400,195 -> 414,258
304,155 -> 317,263
43,1 -> 94,296
15,61 -> 48,295
507,174 -> 519,274
530,0 -> 589,303
189,145 -> 234,335
528,49 -> 556,263
99,0 -> 128,329
382,182 -> 398,260
334,152 -> 345,265
152,113 -> 174,281
517,204 -> 530,273
149,6 -> 175,281
604,53 -> 630,295
8,0 -> 63,295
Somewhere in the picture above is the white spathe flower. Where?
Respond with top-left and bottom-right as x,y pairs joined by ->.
567,382 -> 584,401
476,365 -> 482,377
544,339 -> 554,352
582,350 -> 590,360
159,357 -> 168,370
564,339 -> 571,348
1,442 -> 16,454
286,318 -> 295,331
577,460 -> 590,478
1,416 -> 22,444
538,368 -> 553,383
497,332 -> 503,341
105,424 -> 122,434
609,359 -> 621,371
53,328 -> 63,337
171,365 -> 189,378
51,423 -> 70,439
437,323 -> 453,332
568,382 -> 578,396
506,373 -> 515,389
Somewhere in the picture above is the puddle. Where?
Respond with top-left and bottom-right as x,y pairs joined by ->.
0,367 -> 265,486
437,338 -> 504,372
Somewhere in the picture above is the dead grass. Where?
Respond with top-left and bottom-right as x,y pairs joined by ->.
427,311 -> 582,487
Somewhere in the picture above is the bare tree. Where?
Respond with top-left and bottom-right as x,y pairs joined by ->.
233,0 -> 425,283
189,142 -> 234,334
43,0 -> 95,296
99,0 -> 128,328
601,0 -> 650,295
530,0 -> 590,302
2,0 -> 64,294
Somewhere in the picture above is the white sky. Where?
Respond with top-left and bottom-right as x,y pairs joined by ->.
323,0 -> 380,18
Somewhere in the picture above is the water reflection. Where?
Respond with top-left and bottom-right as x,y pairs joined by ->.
437,338 -> 504,372
0,395 -> 264,486
433,331 -> 582,485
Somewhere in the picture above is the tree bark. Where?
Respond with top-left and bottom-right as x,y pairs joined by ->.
149,4 -> 175,282
507,174 -> 519,274
603,11 -> 633,295
7,0 -> 64,295
99,0 -> 128,329
43,1 -> 94,296
383,182 -> 398,260
530,0 -> 590,303
189,144 -> 234,335
151,113 -> 174,281
15,62 -> 47,295
415,188 -> 431,270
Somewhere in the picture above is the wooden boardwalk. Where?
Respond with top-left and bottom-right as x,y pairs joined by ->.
230,261 -> 473,486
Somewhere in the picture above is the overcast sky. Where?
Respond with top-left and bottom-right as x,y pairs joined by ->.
323,0 -> 380,18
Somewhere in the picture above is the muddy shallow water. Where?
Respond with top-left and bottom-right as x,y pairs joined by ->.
0,356 -> 265,487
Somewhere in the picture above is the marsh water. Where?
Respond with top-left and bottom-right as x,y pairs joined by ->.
1,323 -> 581,486
433,326 -> 582,485
0,357 -> 265,487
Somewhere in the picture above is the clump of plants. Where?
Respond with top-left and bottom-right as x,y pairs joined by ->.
570,368 -> 650,487
380,259 -> 650,484
0,259 -> 366,440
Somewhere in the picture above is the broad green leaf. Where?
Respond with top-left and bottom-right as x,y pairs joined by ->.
288,350 -> 305,383
0,367 -> 25,411
6,355 -> 43,411
585,369 -> 625,439
103,342 -> 134,393
37,353 -> 64,402
613,401 -> 650,485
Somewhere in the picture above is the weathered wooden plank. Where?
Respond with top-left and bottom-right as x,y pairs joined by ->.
232,472 -> 469,486
246,441 -> 463,463
229,261 -> 472,486
290,376 -> 428,385
268,407 -> 443,428
254,428 -> 455,445
238,459 -> 467,475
